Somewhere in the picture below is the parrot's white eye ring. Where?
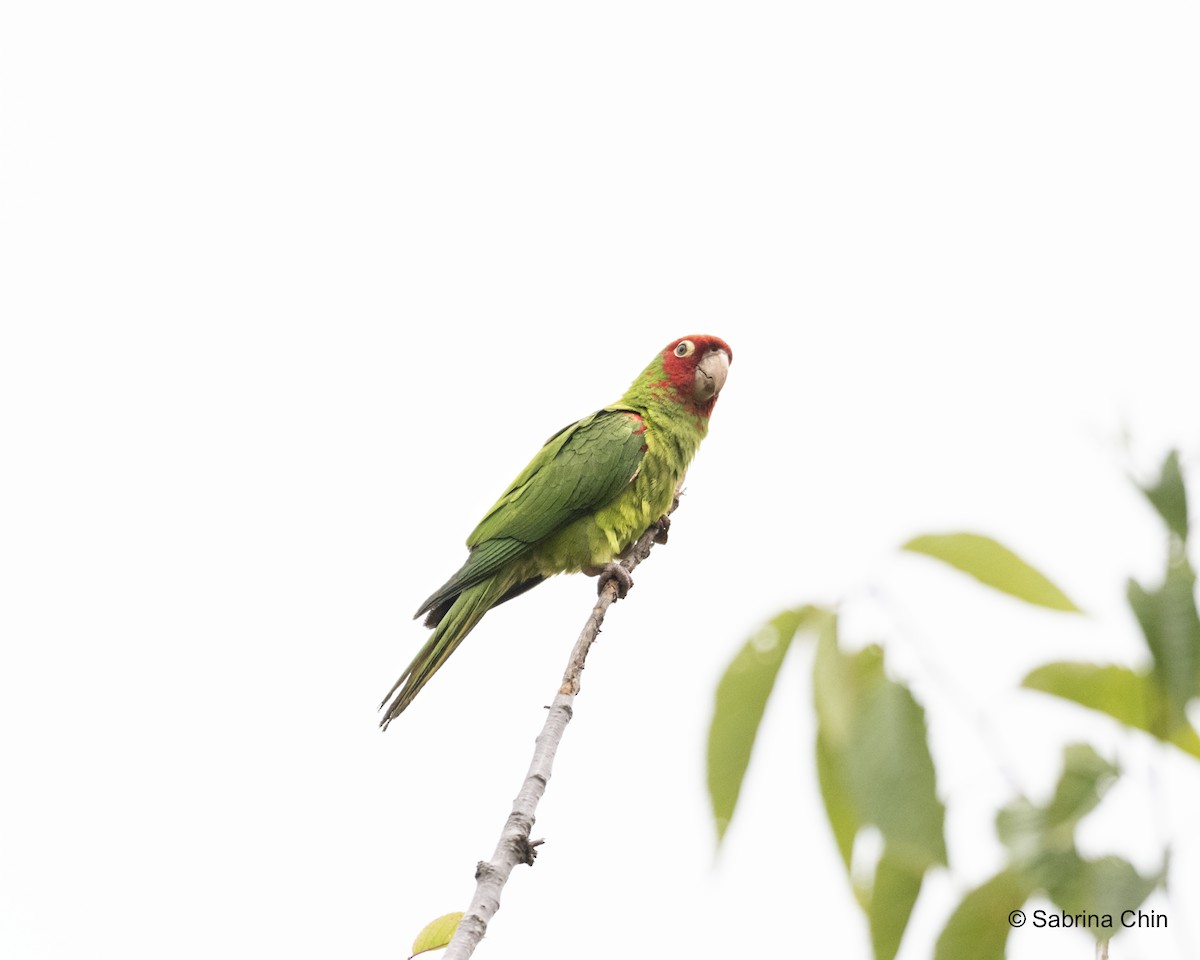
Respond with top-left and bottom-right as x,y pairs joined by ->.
674,340 -> 695,358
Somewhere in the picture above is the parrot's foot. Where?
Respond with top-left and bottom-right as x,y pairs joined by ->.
653,515 -> 671,545
596,562 -> 634,599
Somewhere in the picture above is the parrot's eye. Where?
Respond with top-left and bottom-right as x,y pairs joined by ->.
674,340 -> 695,358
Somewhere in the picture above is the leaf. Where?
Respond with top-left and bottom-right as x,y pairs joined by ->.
814,627 -> 947,872
995,796 -> 1046,868
815,727 -> 858,870
707,606 -> 826,842
410,912 -> 463,957
946,746 -> 1163,952
903,533 -> 1080,612
868,850 -> 924,960
940,746 -> 1155,955
813,618 -> 946,960
996,743 -> 1152,925
1139,449 -> 1189,542
847,671 -> 948,869
996,744 -> 1116,870
1022,661 -> 1200,759
935,869 -> 1032,960
1041,743 -> 1118,835
1047,854 -> 1162,929
1128,565 -> 1200,722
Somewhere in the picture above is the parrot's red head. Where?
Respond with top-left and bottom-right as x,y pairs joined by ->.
659,335 -> 732,418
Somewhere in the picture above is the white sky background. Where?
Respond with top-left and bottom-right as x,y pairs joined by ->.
2,2 -> 1199,958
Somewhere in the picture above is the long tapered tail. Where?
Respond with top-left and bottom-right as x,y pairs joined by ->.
378,576 -> 510,729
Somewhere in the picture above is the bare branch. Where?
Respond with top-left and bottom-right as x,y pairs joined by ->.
441,502 -> 678,960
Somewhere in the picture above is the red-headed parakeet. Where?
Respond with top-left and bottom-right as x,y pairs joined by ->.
379,335 -> 732,728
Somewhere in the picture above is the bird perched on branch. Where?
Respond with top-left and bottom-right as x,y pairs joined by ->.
379,335 -> 732,728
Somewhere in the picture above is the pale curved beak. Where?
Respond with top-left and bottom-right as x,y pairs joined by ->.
693,348 -> 730,404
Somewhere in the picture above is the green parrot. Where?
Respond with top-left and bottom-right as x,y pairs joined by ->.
379,335 -> 732,728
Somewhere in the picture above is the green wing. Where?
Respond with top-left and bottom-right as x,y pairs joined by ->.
415,407 -> 647,618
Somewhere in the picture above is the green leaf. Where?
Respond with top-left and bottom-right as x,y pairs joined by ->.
1047,854 -> 1162,930
1128,565 -> 1200,721
996,743 -> 1146,917
997,744 -> 1115,864
813,618 -> 946,960
815,727 -> 857,870
995,796 -> 1047,868
903,533 -> 1080,612
935,869 -> 1032,960
410,912 -> 463,957
1139,449 -> 1189,542
707,606 -> 826,842
948,746 -> 1162,952
1022,661 -> 1200,759
1042,744 -> 1118,835
868,850 -> 924,960
845,671 -> 947,869
813,625 -> 946,870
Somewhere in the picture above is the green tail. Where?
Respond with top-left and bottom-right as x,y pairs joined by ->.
379,576 -> 511,729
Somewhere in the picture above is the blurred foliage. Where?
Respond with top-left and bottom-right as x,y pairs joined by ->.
707,606 -> 820,842
903,532 -> 1081,612
1023,663 -> 1200,760
937,746 -> 1161,960
1024,450 -> 1200,751
813,612 -> 946,960
708,449 -> 1196,958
